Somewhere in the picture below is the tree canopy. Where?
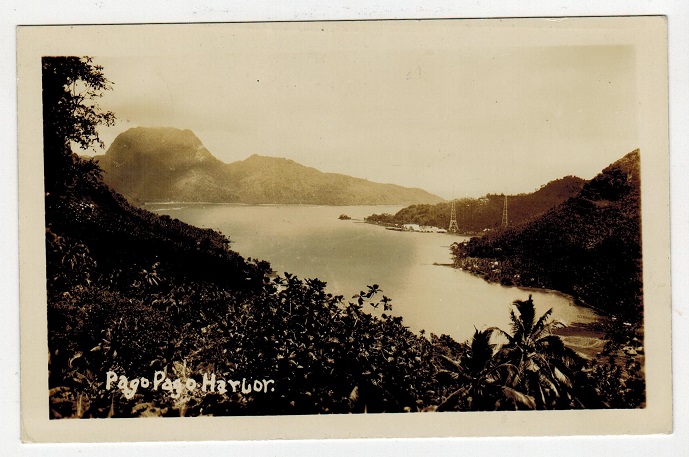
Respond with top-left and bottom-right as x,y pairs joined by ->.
42,56 -> 115,150
42,56 -> 115,192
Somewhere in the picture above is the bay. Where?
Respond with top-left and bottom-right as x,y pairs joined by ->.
148,203 -> 600,344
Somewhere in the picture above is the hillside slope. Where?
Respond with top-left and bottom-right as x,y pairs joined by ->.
95,127 -> 444,205
46,154 -> 444,418
366,175 -> 586,233
452,150 -> 642,322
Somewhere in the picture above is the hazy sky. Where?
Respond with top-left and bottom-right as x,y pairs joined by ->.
90,21 -> 639,199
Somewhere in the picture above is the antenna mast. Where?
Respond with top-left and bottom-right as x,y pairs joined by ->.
448,200 -> 460,233
501,195 -> 508,228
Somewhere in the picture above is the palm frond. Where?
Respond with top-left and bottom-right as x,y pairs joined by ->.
501,386 -> 536,410
492,326 -> 515,345
532,307 -> 554,337
436,386 -> 470,412
438,354 -> 463,372
536,334 -> 567,355
512,295 -> 536,334
553,367 -> 573,389
508,310 -> 523,340
470,328 -> 496,368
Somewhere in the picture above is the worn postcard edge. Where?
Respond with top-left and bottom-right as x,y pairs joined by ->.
17,17 -> 672,443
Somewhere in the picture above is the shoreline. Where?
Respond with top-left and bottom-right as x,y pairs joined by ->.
433,261 -> 592,310
448,256 -> 613,317
432,261 -> 608,360
365,220 -> 483,237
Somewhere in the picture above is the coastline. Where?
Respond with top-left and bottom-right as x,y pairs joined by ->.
433,261 -> 591,311
432,261 -> 608,360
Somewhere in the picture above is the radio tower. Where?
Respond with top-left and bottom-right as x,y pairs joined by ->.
448,200 -> 460,233
501,194 -> 509,228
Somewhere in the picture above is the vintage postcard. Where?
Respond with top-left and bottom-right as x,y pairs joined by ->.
17,17 -> 671,442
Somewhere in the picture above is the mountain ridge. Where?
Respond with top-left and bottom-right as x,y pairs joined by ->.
95,127 -> 444,206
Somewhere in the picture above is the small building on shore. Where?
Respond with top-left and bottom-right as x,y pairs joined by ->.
403,224 -> 422,232
402,224 -> 447,233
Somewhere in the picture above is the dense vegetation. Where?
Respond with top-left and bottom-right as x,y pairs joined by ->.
451,151 -> 645,405
452,151 -> 642,323
44,57 -> 643,418
95,127 -> 443,205
365,176 -> 585,234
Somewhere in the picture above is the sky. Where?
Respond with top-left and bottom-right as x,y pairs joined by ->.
89,21 -> 639,199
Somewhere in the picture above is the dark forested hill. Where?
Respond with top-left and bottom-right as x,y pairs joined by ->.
366,175 -> 586,233
95,127 -> 444,205
452,150 -> 642,323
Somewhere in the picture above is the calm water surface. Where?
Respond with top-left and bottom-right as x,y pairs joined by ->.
148,204 -> 599,343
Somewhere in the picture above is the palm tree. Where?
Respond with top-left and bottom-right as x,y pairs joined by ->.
495,295 -> 585,409
436,328 -> 533,411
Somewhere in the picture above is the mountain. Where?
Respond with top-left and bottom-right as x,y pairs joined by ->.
366,175 -> 586,233
452,150 -> 642,322
94,127 -> 238,203
95,127 -> 444,205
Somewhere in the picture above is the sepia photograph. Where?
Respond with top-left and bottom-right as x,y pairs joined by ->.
16,16 -> 672,442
